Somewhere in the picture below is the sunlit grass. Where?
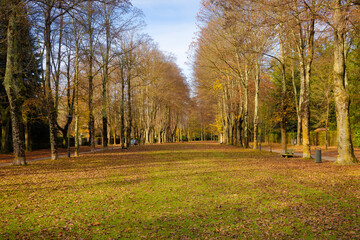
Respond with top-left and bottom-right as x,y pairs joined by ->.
0,143 -> 359,239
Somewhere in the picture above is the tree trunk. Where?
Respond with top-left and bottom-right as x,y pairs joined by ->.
107,126 -> 111,146
102,7 -> 110,149
332,0 -> 358,164
54,9 -> 63,116
279,25 -> 287,154
296,115 -> 302,146
253,59 -> 260,150
1,107 -> 10,154
301,63 -> 311,158
102,77 -> 108,148
120,73 -> 126,149
45,4 -> 58,160
243,82 -> 249,148
222,89 -> 230,144
280,63 -> 287,154
291,59 -> 302,146
325,90 -> 330,151
24,117 -> 31,152
72,14 -> 80,157
296,16 -> 314,159
126,75 -> 132,148
87,3 -> 95,153
157,131 -> 161,144
4,3 -> 26,165
303,15 -> 315,157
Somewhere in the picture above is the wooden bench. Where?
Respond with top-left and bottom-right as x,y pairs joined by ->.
282,149 -> 295,158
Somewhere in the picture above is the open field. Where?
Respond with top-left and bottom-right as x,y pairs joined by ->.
1,142 -> 360,239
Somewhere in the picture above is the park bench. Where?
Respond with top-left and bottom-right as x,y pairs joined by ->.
282,149 -> 295,158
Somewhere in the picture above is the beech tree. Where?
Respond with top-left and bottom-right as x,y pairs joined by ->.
329,0 -> 358,164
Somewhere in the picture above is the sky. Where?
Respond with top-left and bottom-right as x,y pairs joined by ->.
131,0 -> 201,81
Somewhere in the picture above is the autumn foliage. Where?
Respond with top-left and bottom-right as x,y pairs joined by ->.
192,0 -> 360,164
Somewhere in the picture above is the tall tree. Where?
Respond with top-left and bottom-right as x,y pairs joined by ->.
101,3 -> 111,148
43,0 -> 59,160
0,9 -> 11,154
72,10 -> 83,156
290,0 -> 316,158
3,0 -> 27,165
85,0 -> 96,152
331,0 -> 358,164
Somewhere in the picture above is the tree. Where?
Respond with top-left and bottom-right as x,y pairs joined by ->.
0,10 -> 11,154
330,0 -> 358,164
3,0 -> 27,165
30,0 -> 78,160
289,0 -> 317,158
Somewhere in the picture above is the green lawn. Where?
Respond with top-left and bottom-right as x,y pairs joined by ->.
1,142 -> 360,239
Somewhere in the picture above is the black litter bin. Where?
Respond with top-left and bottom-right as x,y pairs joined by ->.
315,148 -> 322,163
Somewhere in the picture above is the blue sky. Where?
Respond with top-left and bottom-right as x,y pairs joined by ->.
131,0 -> 201,80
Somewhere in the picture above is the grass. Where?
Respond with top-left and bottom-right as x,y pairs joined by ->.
0,142 -> 360,239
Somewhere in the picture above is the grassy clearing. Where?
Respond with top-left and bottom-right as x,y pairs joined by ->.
1,142 -> 360,239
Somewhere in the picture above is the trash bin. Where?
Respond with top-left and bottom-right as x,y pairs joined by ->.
315,148 -> 322,163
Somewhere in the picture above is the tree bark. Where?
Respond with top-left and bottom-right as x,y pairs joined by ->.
87,2 -> 95,152
126,72 -> 132,147
72,14 -> 80,157
120,69 -> 126,149
1,106 -> 10,154
279,23 -> 287,154
253,58 -> 260,150
243,68 -> 249,148
45,2 -> 58,160
102,5 -> 110,149
291,59 -> 302,146
325,88 -> 331,151
24,117 -> 31,152
4,2 -> 26,165
332,0 -> 358,164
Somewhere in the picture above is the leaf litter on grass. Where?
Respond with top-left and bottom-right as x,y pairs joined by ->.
0,142 -> 360,239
